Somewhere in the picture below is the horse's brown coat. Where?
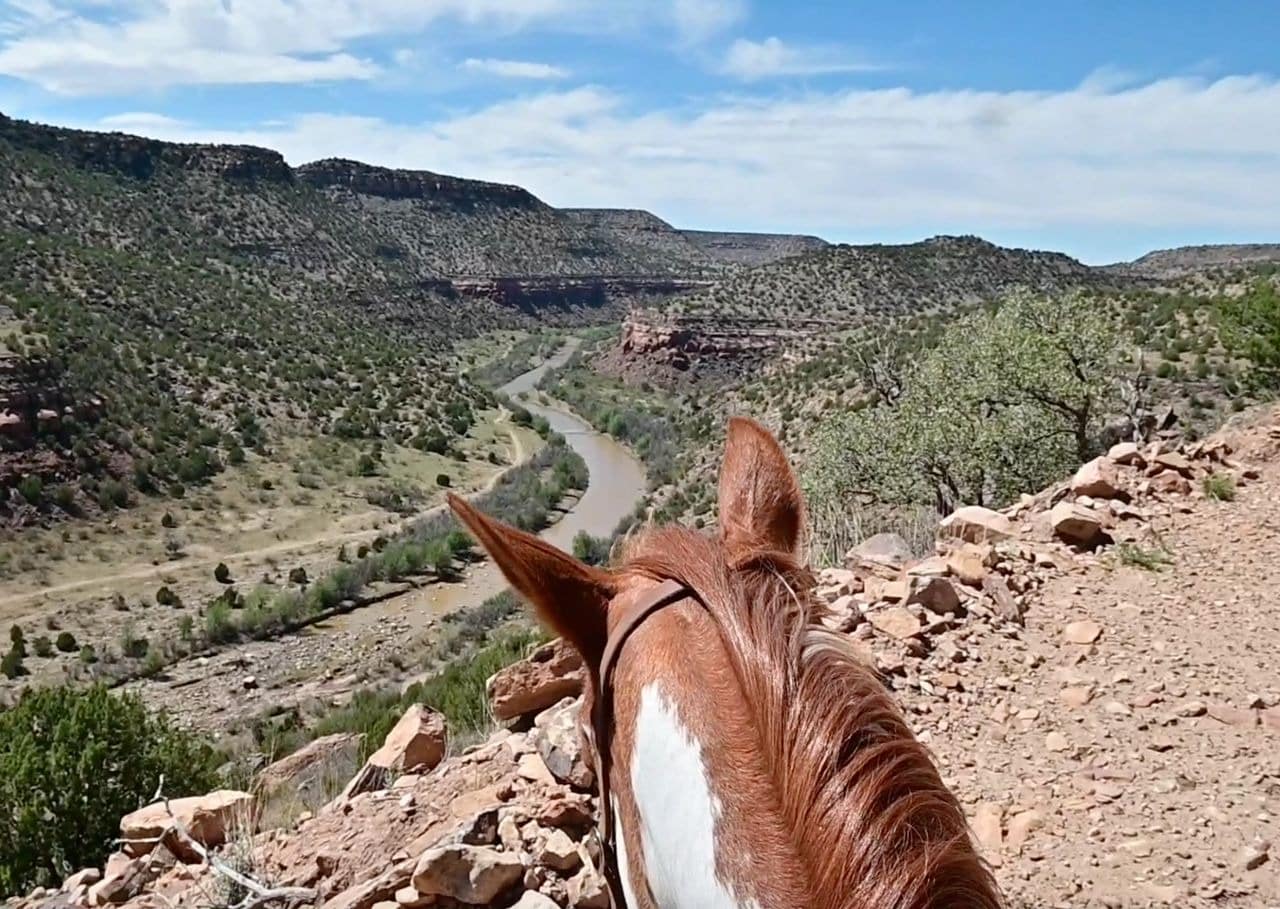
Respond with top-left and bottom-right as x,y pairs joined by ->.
448,417 -> 1002,908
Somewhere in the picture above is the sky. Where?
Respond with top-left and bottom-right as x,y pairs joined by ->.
0,1 -> 1278,264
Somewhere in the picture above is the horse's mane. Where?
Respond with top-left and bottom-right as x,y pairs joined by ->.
620,525 -> 1003,909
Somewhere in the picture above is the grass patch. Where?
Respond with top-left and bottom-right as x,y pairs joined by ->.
311,622 -> 547,760
1115,542 -> 1174,572
1201,472 -> 1237,501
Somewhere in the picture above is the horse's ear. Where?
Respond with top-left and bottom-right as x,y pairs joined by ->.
718,417 -> 805,556
447,494 -> 616,667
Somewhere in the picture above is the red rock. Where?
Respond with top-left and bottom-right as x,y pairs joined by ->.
946,544 -> 992,587
868,606 -> 922,640
1207,704 -> 1259,727
1062,620 -> 1102,645
1107,441 -> 1143,465
487,638 -> 584,722
1072,456 -> 1124,499
939,506 -> 1014,543
906,575 -> 960,614
411,845 -> 522,903
344,706 -> 446,798
846,533 -> 915,578
1050,501 -> 1108,546
119,791 -> 254,862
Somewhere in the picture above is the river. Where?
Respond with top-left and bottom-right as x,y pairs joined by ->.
335,339 -> 646,628
127,341 -> 647,730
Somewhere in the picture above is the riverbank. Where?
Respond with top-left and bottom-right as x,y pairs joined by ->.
118,341 -> 646,735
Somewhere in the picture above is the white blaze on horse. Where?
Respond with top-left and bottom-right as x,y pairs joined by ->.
449,417 -> 1003,909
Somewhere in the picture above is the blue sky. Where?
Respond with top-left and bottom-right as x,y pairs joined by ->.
1,1 -> 1278,263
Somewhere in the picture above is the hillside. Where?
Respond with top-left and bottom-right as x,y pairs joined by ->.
0,112 -> 831,530
607,234 -> 1127,379
9,408 -> 1278,909
1113,243 -> 1280,278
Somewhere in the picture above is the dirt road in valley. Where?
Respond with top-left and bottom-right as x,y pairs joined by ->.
122,342 -> 647,734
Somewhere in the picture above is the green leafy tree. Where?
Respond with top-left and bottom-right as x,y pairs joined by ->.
806,290 -> 1128,520
1220,281 -> 1280,391
0,686 -> 219,896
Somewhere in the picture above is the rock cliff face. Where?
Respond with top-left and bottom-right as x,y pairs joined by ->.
451,276 -> 712,315
679,229 -> 829,267
609,235 -> 1129,381
298,159 -> 543,210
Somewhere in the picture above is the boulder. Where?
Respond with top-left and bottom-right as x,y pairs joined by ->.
1107,441 -> 1143,465
411,845 -> 523,904
846,533 -> 914,578
119,790 -> 254,862
1153,450 -> 1193,476
512,893 -> 561,909
939,506 -> 1013,544
488,638 -> 585,722
1151,470 -> 1191,496
87,853 -> 150,905
905,576 -> 960,614
1049,501 -> 1108,547
566,864 -> 610,909
945,544 -> 992,587
538,828 -> 583,872
344,706 -> 446,799
868,606 -> 922,640
259,732 -> 362,793
533,698 -> 594,790
1071,457 -> 1124,499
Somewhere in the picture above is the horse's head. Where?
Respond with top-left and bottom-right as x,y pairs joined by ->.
448,417 -> 1002,909
447,415 -> 801,739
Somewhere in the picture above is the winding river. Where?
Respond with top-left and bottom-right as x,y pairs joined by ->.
128,341 -> 647,728
329,339 -> 647,630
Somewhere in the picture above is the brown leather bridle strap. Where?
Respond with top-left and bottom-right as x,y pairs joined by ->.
590,578 -> 694,908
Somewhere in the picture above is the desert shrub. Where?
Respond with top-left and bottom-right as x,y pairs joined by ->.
310,627 -> 544,761
214,562 -> 232,584
96,480 -> 128,511
288,567 -> 308,586
155,585 -> 180,607
32,636 -> 53,659
52,485 -> 77,512
1202,472 -> 1237,501
54,632 -> 77,653
435,473 -> 451,487
0,646 -> 24,679
806,290 -> 1129,522
1220,281 -> 1280,391
572,531 -> 611,566
16,476 -> 41,506
0,685 -> 219,897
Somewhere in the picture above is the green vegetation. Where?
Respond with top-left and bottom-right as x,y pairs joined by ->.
1202,472 -> 1237,502
468,332 -> 564,388
806,291 -> 1130,525
1220,281 -> 1280,391
1115,542 -> 1174,572
0,685 -> 219,897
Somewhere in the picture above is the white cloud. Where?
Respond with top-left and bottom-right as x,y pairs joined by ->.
0,0 -> 732,95
461,57 -> 568,80
86,74 -> 1280,257
721,36 -> 883,81
668,0 -> 745,44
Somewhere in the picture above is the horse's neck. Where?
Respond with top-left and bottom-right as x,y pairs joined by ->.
620,682 -> 763,909
610,609 -> 808,909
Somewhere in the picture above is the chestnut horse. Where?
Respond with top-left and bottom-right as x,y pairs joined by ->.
449,417 -> 1001,908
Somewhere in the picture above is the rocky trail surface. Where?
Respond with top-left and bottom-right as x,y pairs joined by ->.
14,409 -> 1280,909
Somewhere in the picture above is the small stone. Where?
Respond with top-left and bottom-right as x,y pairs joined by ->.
242,675 -> 258,690
1177,700 -> 1208,718
411,845 -> 523,904
1050,501 -> 1108,547
1059,686 -> 1093,708
1005,810 -> 1044,852
868,606 -> 922,640
1108,441 -> 1143,465
939,506 -> 1014,544
1206,703 -> 1259,727
971,803 -> 1003,855
1045,731 -> 1070,752
1062,620 -> 1103,645
1240,841 -> 1270,871
538,829 -> 583,873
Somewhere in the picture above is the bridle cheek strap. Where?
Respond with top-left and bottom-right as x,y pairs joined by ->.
590,578 -> 694,909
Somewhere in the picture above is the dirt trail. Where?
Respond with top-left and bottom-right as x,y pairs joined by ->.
0,419 -> 528,614
901,410 -> 1280,907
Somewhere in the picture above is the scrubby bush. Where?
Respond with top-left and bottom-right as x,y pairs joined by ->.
1221,281 -> 1280,391
32,636 -> 53,659
807,290 -> 1129,520
214,562 -> 232,584
54,632 -> 77,653
16,476 -> 41,506
0,685 -> 219,897
435,473 -> 451,487
572,531 -> 611,566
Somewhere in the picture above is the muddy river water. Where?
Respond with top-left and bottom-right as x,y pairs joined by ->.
126,342 -> 647,729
